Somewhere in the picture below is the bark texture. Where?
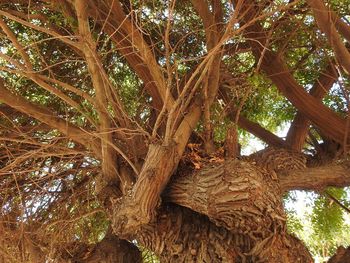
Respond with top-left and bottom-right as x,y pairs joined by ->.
112,143 -> 178,236
163,160 -> 312,262
1,1 -> 350,262
328,246 -> 350,263
134,205 -> 312,263
280,159 -> 350,192
167,160 -> 284,234
135,205 -> 240,262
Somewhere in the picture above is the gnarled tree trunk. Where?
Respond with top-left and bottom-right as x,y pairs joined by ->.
111,158 -> 313,262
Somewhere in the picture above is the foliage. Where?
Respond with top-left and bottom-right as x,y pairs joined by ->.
286,189 -> 350,261
0,0 -> 350,261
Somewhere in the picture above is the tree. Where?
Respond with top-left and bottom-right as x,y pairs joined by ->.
0,0 -> 350,262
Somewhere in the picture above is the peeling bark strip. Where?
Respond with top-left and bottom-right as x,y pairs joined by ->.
112,143 -> 178,236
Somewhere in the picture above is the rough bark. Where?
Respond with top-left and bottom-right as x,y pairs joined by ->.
135,205 -> 240,262
247,147 -> 306,174
112,143 -> 179,236
134,205 -> 312,263
280,159 -> 350,192
163,159 -> 312,262
224,124 -> 239,158
111,147 -> 349,261
328,246 -> 350,263
167,160 -> 284,234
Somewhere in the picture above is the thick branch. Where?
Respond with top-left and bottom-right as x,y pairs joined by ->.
332,13 -> 350,43
166,160 -> 284,234
328,246 -> 350,263
235,111 -> 287,148
112,143 -> 179,236
286,63 -> 338,151
220,85 -> 287,148
133,204 -> 312,263
75,0 -> 121,191
236,1 -> 348,145
161,160 -> 312,262
191,0 -> 216,47
134,205 -> 240,262
307,0 -> 350,74
281,160 -> 350,192
256,41 -> 347,145
88,0 -> 174,110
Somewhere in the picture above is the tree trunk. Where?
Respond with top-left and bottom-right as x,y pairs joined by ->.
163,159 -> 312,262
135,205 -> 240,262
328,246 -> 350,263
109,158 -> 313,262
131,204 -> 312,263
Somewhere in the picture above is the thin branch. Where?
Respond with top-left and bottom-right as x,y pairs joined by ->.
0,10 -> 80,49
324,191 -> 350,214
0,79 -> 100,156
